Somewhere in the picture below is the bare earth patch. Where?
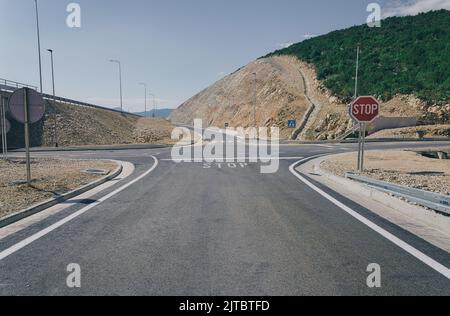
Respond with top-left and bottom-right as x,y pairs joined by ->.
321,150 -> 450,196
0,158 -> 118,218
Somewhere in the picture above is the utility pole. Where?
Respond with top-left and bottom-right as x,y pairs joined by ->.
47,49 -> 58,147
354,45 -> 363,171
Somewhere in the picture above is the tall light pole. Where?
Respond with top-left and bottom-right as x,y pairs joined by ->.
34,0 -> 43,93
252,72 -> 257,128
139,83 -> 147,117
110,59 -> 123,112
47,49 -> 58,147
149,93 -> 156,118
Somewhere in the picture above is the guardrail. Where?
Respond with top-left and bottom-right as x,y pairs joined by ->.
41,93 -> 140,117
346,173 -> 450,215
0,79 -> 140,118
0,78 -> 38,91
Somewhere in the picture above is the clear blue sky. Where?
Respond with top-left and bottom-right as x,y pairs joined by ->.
0,0 -> 447,111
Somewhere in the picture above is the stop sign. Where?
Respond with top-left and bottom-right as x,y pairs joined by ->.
350,96 -> 380,123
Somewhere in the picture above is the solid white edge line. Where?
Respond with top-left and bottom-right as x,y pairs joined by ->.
0,156 -> 159,261
289,156 -> 450,280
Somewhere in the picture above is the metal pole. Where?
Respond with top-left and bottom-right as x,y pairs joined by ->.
354,45 -> 361,171
354,45 -> 360,99
253,72 -> 257,128
139,83 -> 147,117
34,0 -> 43,93
24,88 -> 32,186
149,93 -> 156,118
119,63 -> 123,112
360,123 -> 367,171
48,49 -> 58,147
1,96 -> 7,160
357,123 -> 362,171
110,60 -> 123,112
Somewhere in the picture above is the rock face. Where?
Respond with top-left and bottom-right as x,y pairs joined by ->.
170,55 -> 450,140
169,56 -> 312,139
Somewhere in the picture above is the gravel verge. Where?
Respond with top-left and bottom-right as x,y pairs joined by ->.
321,150 -> 450,196
0,158 -> 118,218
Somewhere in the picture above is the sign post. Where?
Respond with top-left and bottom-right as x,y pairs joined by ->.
1,96 -> 9,160
350,96 -> 380,171
8,88 -> 45,186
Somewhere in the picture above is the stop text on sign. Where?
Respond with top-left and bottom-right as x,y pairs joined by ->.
352,103 -> 379,115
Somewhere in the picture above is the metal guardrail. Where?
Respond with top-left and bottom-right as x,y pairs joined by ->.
346,173 -> 450,215
41,93 -> 140,117
0,79 -> 140,117
0,78 -> 38,91
337,124 -> 360,140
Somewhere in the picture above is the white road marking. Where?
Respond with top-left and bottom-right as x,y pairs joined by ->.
289,157 -> 450,280
162,157 -> 304,162
0,156 -> 159,262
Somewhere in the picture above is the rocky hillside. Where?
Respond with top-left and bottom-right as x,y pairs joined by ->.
7,101 -> 175,148
170,56 -> 314,139
170,10 -> 450,140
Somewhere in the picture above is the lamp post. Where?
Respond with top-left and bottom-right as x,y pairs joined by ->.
110,59 -> 123,112
252,72 -> 257,128
149,93 -> 156,118
34,0 -> 43,93
139,83 -> 147,117
47,49 -> 58,147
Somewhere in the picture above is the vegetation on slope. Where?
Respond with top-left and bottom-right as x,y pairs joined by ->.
266,10 -> 450,105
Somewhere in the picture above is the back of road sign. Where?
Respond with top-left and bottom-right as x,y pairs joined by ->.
8,88 -> 45,124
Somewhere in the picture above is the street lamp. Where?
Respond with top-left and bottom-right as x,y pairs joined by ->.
149,93 -> 156,118
252,72 -> 257,128
34,0 -> 43,93
47,49 -> 58,147
110,59 -> 123,112
139,83 -> 147,117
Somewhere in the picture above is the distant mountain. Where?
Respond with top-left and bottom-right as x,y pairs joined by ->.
134,108 -> 173,118
266,10 -> 450,104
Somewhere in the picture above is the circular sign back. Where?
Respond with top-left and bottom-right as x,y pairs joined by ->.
0,119 -> 11,134
8,88 -> 46,124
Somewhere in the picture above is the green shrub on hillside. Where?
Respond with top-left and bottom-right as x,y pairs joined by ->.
266,10 -> 450,104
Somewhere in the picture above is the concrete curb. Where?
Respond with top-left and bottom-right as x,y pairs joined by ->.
0,160 -> 124,229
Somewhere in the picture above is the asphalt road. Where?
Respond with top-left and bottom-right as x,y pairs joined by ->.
0,140 -> 449,295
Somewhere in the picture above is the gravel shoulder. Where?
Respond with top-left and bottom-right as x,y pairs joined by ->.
321,150 -> 450,196
0,158 -> 118,218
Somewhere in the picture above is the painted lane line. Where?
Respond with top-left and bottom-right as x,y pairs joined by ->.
0,156 -> 159,262
289,157 -> 450,280
162,157 -> 304,162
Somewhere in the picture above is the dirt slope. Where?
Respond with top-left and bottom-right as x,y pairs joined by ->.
170,56 -> 312,139
39,102 -> 175,147
170,55 -> 449,140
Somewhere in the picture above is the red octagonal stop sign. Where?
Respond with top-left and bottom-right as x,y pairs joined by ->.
350,96 -> 381,123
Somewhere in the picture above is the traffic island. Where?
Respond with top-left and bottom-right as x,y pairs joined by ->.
0,158 -> 119,219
